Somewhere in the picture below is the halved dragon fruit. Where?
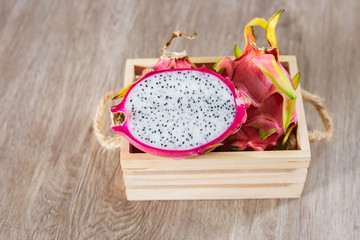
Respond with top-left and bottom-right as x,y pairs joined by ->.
113,31 -> 198,100
214,10 -> 300,151
110,67 -> 249,158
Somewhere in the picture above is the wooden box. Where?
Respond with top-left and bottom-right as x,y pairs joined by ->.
119,56 -> 310,200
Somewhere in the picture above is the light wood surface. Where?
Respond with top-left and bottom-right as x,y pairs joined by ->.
0,0 -> 359,239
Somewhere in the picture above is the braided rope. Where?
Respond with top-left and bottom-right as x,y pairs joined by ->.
93,91 -> 122,149
302,88 -> 334,142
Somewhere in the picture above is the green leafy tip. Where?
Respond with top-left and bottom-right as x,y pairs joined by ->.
234,44 -> 242,58
230,146 -> 244,151
282,97 -> 296,131
292,72 -> 300,90
250,126 -> 278,139
213,57 -> 225,73
252,54 -> 296,100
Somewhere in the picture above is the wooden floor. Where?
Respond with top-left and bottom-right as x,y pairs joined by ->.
0,0 -> 359,239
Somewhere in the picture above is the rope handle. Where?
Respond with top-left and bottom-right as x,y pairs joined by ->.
93,89 -> 333,149
301,89 -> 334,143
93,91 -> 122,149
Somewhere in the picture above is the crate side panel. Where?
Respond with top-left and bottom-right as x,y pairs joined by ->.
123,168 -> 307,186
120,155 -> 310,171
295,86 -> 311,152
125,183 -> 304,200
287,56 -> 310,152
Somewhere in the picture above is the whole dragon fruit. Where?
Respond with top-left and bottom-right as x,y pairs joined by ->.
214,10 -> 300,151
110,68 -> 249,158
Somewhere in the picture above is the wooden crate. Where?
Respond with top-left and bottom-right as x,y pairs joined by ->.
119,56 -> 311,201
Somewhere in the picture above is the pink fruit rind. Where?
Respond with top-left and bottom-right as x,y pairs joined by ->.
216,10 -> 300,151
141,54 -> 197,76
110,67 -> 249,159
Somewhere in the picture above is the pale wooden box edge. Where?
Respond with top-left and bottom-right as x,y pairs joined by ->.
118,55 -> 311,200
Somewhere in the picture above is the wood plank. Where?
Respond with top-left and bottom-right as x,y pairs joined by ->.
289,57 -> 311,152
123,168 -> 307,186
127,55 -> 297,84
120,150 -> 310,171
126,183 -> 304,200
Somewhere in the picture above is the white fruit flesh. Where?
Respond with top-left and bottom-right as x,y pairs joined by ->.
125,70 -> 236,150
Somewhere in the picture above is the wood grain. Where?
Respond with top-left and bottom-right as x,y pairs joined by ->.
0,0 -> 359,239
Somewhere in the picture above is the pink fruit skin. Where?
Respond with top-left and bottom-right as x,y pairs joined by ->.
216,11 -> 298,151
214,10 -> 300,151
110,67 -> 249,159
219,48 -> 297,151
141,56 -> 196,76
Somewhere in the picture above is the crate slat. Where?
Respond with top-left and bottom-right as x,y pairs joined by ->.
120,154 -> 310,171
123,168 -> 307,186
125,183 -> 304,200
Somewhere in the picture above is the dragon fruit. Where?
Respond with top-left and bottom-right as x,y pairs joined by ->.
110,68 -> 249,158
113,31 -> 198,100
214,10 -> 300,151
141,31 -> 198,75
